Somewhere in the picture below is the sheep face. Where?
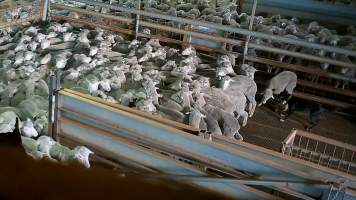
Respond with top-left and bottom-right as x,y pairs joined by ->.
73,146 -> 93,168
37,136 -> 55,155
260,88 -> 274,105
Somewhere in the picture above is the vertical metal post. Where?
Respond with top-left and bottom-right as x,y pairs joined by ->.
242,0 -> 257,64
48,73 -> 55,138
41,0 -> 49,21
134,0 -> 141,39
53,70 -> 61,141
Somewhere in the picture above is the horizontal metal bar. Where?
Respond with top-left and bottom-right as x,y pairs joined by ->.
243,0 -> 356,26
58,89 -> 356,190
292,91 -> 356,109
246,56 -> 356,83
50,14 -> 134,35
59,117 -> 279,200
52,3 -> 356,70
249,43 -> 356,69
297,80 -> 356,98
50,14 -> 228,55
293,129 -> 356,152
57,90 -> 341,199
140,21 -> 244,46
51,4 -> 242,47
51,3 -> 133,23
142,174 -> 329,188
71,0 -> 356,58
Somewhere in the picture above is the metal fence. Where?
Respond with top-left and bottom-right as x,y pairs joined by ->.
46,0 -> 356,109
53,88 -> 356,200
282,129 -> 356,176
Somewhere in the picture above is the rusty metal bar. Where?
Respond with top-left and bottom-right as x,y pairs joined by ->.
246,55 -> 356,83
292,91 -> 355,109
297,80 -> 356,99
249,43 -> 356,69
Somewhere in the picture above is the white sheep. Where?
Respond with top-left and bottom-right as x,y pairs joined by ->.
237,64 -> 257,80
22,118 -> 38,138
260,71 -> 298,105
202,87 -> 248,126
201,104 -> 241,138
223,75 -> 258,117
189,106 -> 206,129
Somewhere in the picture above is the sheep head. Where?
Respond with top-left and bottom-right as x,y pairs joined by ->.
259,88 -> 274,106
73,146 -> 93,168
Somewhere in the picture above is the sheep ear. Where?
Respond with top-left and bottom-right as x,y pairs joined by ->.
271,96 -> 275,99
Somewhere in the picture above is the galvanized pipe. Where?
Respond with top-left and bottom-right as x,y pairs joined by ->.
143,175 -> 329,188
53,70 -> 61,140
246,56 -> 356,83
134,0 -> 141,39
41,0 -> 49,21
47,73 -> 56,138
249,43 -> 356,69
242,0 -> 356,26
72,0 -> 356,58
140,21 -> 244,46
243,0 -> 258,64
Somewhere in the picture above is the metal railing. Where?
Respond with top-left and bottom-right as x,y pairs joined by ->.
282,129 -> 356,176
55,88 -> 356,200
47,0 -> 356,109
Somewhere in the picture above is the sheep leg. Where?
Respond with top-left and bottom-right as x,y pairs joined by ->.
234,132 -> 244,141
240,111 -> 249,127
247,100 -> 256,117
205,117 -> 222,136
285,81 -> 297,95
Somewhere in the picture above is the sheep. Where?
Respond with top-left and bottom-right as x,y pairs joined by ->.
202,87 -> 248,126
171,82 -> 194,111
0,111 -> 18,133
335,55 -> 355,89
189,107 -> 206,129
259,71 -> 298,106
21,118 -> 38,138
136,98 -> 157,113
237,64 -> 257,80
223,75 -> 258,117
201,104 -> 241,138
216,54 -> 236,78
204,115 -> 222,136
50,141 -> 93,168
176,3 -> 194,12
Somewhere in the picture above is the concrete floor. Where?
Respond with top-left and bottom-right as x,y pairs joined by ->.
241,106 -> 356,152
